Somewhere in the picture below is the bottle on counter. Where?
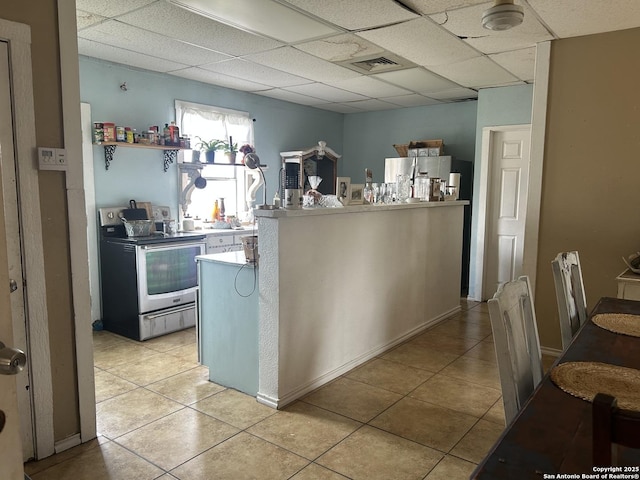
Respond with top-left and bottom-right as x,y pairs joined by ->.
218,197 -> 226,221
212,200 -> 220,221
273,191 -> 281,208
363,168 -> 374,204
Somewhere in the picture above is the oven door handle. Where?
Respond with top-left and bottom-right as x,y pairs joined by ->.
144,304 -> 194,319
141,241 -> 205,250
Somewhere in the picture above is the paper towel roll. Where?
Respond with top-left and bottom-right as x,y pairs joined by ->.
449,173 -> 461,200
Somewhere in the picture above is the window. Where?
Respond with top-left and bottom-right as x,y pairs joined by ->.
175,100 -> 254,221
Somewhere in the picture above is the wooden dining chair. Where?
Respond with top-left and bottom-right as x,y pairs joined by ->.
488,275 -> 544,424
551,251 -> 588,350
593,393 -> 640,466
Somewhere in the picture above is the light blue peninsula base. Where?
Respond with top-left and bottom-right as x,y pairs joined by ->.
196,251 -> 258,396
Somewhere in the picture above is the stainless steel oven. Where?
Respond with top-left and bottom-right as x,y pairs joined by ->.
99,207 -> 206,341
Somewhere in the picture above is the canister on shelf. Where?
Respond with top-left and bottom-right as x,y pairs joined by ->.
103,122 -> 115,142
125,127 -> 134,143
116,126 -> 126,142
93,122 -> 104,143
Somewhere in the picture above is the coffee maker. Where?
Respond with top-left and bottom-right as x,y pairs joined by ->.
283,160 -> 302,209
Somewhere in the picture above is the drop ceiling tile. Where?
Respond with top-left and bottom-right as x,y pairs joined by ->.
381,94 -> 443,107
314,103 -> 367,114
254,89 -> 328,106
356,17 -> 480,68
200,59 -> 312,88
427,87 -> 478,101
243,47 -> 360,83
77,38 -> 190,73
430,2 -> 553,54
489,47 -> 536,82
79,21 -> 231,66
76,0 -> 156,18
429,56 -> 519,88
342,99 -> 400,111
284,83 -> 368,102
117,2 -> 283,56
326,76 -> 411,97
296,34 -> 385,62
283,0 -> 418,30
372,67 -> 460,95
169,0 -> 340,43
170,67 -> 272,92
400,0 -> 489,15
528,0 -> 640,38
76,9 -> 106,30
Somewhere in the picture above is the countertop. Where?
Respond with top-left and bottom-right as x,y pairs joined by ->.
254,200 -> 469,218
197,250 -> 254,266
179,225 -> 258,235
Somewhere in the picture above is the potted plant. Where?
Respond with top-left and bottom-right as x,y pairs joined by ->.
194,137 -> 225,163
222,136 -> 238,164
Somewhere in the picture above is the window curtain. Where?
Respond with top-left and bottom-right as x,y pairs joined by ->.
175,100 -> 254,149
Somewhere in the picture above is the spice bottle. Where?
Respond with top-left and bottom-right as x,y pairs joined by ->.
212,200 -> 220,221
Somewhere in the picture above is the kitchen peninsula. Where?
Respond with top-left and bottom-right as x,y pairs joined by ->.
198,201 -> 467,408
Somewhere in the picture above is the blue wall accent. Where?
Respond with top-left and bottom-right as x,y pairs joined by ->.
469,84 -> 534,299
79,56 -> 344,213
342,102 -> 478,183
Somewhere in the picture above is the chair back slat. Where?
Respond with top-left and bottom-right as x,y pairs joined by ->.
552,251 -> 588,349
488,276 -> 543,424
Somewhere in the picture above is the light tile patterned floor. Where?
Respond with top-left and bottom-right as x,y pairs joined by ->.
24,300 -> 555,479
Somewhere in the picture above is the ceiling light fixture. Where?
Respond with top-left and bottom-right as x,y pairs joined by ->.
482,0 -> 524,31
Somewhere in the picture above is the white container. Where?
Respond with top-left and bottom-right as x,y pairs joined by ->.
183,218 -> 195,231
241,235 -> 259,265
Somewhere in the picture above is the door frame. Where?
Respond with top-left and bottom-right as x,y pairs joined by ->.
58,0 -> 97,449
472,41 -> 551,301
0,18 -> 54,458
475,124 -> 531,300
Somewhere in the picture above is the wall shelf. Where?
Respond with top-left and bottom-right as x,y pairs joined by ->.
94,142 -> 188,172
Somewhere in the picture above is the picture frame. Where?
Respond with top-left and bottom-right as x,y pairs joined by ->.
349,183 -> 364,205
336,177 -> 351,205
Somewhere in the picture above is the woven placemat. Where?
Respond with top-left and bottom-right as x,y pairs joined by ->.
550,362 -> 640,410
592,313 -> 640,337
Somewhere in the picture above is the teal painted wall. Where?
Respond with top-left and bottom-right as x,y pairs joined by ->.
80,57 -> 532,300
342,102 -> 478,183
469,84 -> 534,299
79,56 -> 344,214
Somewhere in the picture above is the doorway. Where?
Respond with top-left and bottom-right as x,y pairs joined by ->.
0,17 -> 54,463
474,124 -> 532,301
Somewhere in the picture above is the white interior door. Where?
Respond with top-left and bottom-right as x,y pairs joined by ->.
0,39 -> 26,480
484,126 -> 532,298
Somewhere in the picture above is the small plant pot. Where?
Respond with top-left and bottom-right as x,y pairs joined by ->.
225,152 -> 237,164
205,151 -> 216,163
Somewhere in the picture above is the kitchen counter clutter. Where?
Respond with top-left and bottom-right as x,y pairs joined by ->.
196,200 -> 467,409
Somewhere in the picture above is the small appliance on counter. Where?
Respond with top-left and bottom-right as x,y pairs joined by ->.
98,206 -> 206,341
283,160 -> 302,209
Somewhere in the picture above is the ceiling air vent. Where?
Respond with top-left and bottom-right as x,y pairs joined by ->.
338,53 -> 416,75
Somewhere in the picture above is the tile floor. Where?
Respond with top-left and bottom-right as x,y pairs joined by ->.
24,300 -> 556,480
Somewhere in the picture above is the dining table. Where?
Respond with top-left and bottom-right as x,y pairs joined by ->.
472,297 -> 640,479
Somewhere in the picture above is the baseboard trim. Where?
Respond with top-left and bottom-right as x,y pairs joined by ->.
54,434 -> 81,454
260,306 -> 461,409
541,346 -> 562,357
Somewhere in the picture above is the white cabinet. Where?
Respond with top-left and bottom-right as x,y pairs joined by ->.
616,269 -> 640,300
205,232 -> 243,254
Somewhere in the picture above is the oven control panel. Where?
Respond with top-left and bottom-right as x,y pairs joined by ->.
98,207 -> 128,227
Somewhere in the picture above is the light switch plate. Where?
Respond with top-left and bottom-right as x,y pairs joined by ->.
38,147 -> 67,171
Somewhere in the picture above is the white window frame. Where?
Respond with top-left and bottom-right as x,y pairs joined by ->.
175,100 -> 254,222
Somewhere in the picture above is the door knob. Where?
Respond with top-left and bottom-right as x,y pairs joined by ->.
0,341 -> 26,375
9,279 -> 17,293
